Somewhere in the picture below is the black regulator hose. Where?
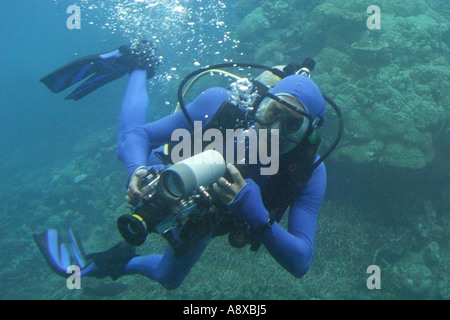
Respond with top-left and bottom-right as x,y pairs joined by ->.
313,94 -> 344,169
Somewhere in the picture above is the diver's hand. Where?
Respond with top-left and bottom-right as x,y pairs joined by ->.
126,167 -> 148,205
213,164 -> 246,204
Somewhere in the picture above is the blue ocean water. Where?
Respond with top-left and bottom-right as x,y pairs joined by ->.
0,0 -> 246,300
0,0 -> 448,301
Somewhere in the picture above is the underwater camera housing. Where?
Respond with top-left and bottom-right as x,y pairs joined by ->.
117,150 -> 226,246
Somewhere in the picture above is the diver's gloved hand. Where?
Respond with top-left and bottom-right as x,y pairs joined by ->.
212,164 -> 247,205
213,164 -> 268,228
118,40 -> 160,79
126,166 -> 149,205
226,179 -> 270,230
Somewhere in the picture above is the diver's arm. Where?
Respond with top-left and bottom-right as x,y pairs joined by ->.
117,111 -> 191,177
117,87 -> 229,178
228,162 -> 326,278
265,162 -> 326,277
118,87 -> 229,205
118,112 -> 193,204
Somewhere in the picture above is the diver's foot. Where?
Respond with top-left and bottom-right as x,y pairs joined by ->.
118,40 -> 160,79
86,242 -> 138,281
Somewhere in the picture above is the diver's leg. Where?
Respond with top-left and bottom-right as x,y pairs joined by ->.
124,234 -> 212,290
119,69 -> 149,133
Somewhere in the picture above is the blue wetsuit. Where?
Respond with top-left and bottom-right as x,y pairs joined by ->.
115,70 -> 326,289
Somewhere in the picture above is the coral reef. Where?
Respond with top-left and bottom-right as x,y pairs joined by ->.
392,253 -> 434,297
233,0 -> 449,170
235,7 -> 271,42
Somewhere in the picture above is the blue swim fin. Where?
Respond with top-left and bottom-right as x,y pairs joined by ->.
33,229 -> 137,280
40,40 -> 159,101
33,228 -> 95,277
40,50 -> 129,101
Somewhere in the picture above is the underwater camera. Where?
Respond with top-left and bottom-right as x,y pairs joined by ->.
117,150 -> 226,246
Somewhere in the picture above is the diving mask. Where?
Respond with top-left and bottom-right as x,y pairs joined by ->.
254,93 -> 313,144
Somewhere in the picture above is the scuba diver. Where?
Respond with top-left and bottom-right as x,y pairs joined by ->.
35,40 -> 343,289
